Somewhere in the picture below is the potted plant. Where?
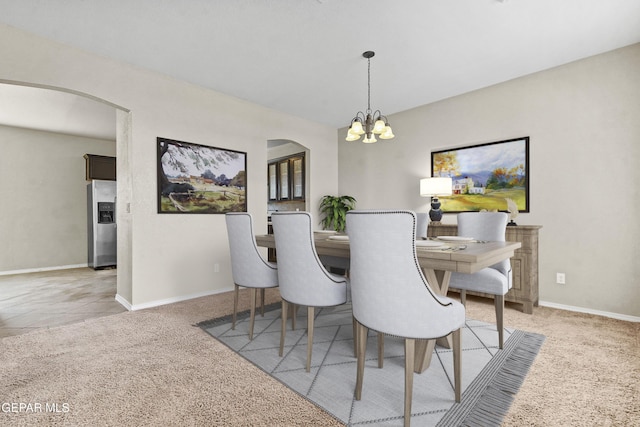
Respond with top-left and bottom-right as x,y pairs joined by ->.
319,195 -> 356,232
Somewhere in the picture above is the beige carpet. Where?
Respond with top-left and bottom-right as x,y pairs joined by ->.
0,289 -> 638,426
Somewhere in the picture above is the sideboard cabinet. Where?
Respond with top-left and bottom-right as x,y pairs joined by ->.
427,223 -> 542,314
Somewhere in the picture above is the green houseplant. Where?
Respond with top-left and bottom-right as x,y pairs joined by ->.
319,195 -> 356,232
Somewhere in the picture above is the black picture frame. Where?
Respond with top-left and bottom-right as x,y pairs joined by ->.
431,137 -> 529,213
157,137 -> 247,214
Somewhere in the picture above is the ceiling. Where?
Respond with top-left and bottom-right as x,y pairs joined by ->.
1,0 -> 639,140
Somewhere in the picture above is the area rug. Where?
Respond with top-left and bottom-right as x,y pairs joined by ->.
198,303 -> 544,426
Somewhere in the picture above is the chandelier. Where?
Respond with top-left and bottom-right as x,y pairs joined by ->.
345,51 -> 394,143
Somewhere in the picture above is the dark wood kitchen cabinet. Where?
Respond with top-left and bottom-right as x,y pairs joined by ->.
84,154 -> 116,181
267,153 -> 305,201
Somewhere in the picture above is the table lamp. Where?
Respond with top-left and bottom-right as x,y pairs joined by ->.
420,177 -> 453,223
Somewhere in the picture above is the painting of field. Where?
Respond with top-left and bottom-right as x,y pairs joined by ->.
432,137 -> 529,213
157,138 -> 246,214
440,188 -> 525,212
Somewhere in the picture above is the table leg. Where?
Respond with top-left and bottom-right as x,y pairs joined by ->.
414,339 -> 436,373
415,268 -> 453,373
422,269 -> 451,295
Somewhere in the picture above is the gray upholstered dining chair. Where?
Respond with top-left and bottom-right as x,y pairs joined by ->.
318,254 -> 350,276
416,212 -> 429,240
271,211 -> 349,372
225,212 -> 279,340
346,210 -> 465,427
449,212 -> 511,349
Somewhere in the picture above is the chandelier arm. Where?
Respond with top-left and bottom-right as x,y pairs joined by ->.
350,111 -> 366,124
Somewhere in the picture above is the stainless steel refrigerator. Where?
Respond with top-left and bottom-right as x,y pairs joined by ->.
87,180 -> 117,269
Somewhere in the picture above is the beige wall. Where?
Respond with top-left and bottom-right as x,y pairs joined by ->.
339,44 -> 640,318
0,24 -> 339,308
2,22 -> 637,317
0,124 -> 116,272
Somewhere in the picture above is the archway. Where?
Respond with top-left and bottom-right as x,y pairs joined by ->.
0,80 -> 133,307
267,138 -> 310,215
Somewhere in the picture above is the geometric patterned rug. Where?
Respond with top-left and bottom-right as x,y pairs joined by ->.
198,303 -> 544,426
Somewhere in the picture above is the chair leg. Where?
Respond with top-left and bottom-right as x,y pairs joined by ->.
352,316 -> 357,357
306,306 -> 314,372
378,332 -> 384,368
453,328 -> 461,402
495,294 -> 505,349
460,289 -> 467,306
291,304 -> 297,330
232,284 -> 239,330
279,300 -> 288,357
404,338 -> 415,427
249,288 -> 257,340
260,288 -> 266,317
355,321 -> 368,400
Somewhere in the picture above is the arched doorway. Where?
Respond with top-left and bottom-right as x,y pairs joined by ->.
267,139 -> 310,215
0,81 -> 133,315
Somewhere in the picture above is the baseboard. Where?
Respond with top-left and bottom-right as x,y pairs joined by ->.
128,286 -> 234,311
115,294 -> 132,311
0,263 -> 88,276
539,300 -> 640,323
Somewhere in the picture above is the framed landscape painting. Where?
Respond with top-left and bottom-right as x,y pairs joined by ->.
157,137 -> 247,214
431,137 -> 529,213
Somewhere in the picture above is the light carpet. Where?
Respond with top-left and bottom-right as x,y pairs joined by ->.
199,303 -> 544,426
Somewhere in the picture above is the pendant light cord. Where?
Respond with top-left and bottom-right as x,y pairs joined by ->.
367,57 -> 371,113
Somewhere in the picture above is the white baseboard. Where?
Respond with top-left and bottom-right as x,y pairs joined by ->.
538,300 -> 640,323
0,264 -> 88,276
114,294 -> 132,311
8,266 -> 635,323
128,286 -> 234,311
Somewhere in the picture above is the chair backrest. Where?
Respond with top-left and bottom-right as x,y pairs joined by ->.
457,212 -> 510,274
346,210 -> 460,338
271,212 -> 347,306
225,213 -> 277,287
416,212 -> 429,240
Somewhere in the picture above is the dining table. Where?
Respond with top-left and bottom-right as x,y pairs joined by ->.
254,232 -> 521,373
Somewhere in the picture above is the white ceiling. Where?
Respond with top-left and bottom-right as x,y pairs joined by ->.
1,0 -> 639,140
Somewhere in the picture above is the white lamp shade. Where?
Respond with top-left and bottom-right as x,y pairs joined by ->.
345,128 -> 360,141
420,177 -> 453,197
362,133 -> 377,143
372,119 -> 386,134
379,125 -> 394,139
350,120 -> 365,135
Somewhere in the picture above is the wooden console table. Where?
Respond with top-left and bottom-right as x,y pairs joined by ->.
427,223 -> 541,314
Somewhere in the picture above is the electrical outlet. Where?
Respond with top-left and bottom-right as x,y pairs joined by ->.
556,273 -> 566,284
214,263 -> 220,273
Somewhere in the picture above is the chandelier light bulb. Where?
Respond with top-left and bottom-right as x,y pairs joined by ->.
379,125 -> 395,140
373,119 -> 386,134
345,129 -> 360,141
362,133 -> 377,143
351,120 -> 364,135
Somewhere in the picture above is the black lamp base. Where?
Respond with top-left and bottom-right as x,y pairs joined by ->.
429,197 -> 443,223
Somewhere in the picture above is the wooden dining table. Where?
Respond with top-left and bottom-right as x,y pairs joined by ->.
255,232 -> 521,373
